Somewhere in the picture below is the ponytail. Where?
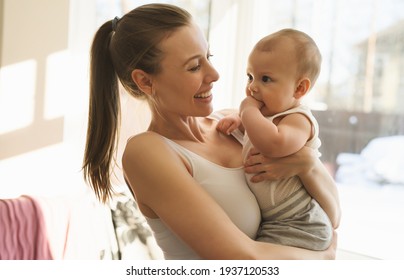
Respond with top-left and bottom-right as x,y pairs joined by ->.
83,4 -> 192,203
83,20 -> 120,203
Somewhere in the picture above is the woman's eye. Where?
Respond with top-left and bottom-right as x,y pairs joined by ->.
190,64 -> 201,72
262,75 -> 271,82
189,54 -> 213,71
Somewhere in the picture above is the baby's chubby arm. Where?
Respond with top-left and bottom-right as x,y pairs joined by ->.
240,97 -> 311,158
216,113 -> 243,135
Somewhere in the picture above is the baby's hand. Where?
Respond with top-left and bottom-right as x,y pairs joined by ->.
216,114 -> 242,135
240,96 -> 263,113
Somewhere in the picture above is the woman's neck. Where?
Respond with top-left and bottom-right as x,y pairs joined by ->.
148,114 -> 208,143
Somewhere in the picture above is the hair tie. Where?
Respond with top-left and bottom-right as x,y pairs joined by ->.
112,16 -> 120,32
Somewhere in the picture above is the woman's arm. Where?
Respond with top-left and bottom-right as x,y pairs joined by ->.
244,146 -> 341,229
298,155 -> 341,229
123,132 -> 337,259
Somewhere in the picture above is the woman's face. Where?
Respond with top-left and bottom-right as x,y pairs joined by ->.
150,22 -> 219,118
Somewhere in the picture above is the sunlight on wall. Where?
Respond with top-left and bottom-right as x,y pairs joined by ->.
0,0 -> 89,199
0,60 -> 36,134
44,50 -> 72,120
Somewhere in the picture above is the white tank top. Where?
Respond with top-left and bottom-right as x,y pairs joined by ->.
145,116 -> 261,260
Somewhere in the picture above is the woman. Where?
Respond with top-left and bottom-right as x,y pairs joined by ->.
83,3 -> 340,259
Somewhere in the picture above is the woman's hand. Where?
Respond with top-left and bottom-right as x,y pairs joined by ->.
326,230 -> 338,259
244,146 -> 317,183
245,145 -> 342,229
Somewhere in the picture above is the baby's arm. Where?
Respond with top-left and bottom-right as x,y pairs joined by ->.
216,110 -> 245,135
240,97 -> 311,158
216,113 -> 242,135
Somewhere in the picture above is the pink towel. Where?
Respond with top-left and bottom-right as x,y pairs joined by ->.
0,195 -> 53,259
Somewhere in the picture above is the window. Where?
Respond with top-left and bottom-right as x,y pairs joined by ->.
209,0 -> 404,259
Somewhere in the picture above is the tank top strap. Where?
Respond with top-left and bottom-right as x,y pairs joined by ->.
270,105 -> 321,155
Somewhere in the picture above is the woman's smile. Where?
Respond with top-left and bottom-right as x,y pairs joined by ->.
194,91 -> 212,99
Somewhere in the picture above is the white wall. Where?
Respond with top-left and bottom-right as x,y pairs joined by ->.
0,0 -> 151,198
0,0 -> 122,260
0,0 -> 95,198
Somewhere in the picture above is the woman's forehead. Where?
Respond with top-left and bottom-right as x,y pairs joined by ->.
160,22 -> 208,61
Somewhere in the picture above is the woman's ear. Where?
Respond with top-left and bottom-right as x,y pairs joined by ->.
294,78 -> 311,99
131,69 -> 153,95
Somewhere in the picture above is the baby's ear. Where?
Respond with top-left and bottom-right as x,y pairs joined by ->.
294,78 -> 311,99
131,69 -> 153,96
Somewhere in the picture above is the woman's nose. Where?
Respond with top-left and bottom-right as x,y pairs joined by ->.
206,63 -> 220,83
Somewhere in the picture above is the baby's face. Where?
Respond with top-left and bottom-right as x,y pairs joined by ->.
245,41 -> 301,116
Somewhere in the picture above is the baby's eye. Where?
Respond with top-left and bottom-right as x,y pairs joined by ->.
262,75 -> 272,82
247,74 -> 253,82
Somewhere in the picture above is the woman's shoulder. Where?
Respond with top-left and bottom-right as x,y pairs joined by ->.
126,131 -> 163,145
124,131 -> 166,156
122,131 -> 192,191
